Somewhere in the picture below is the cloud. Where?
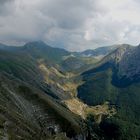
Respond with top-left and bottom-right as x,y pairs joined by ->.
0,0 -> 15,16
0,0 -> 140,51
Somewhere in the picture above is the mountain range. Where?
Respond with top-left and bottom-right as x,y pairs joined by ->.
0,41 -> 139,140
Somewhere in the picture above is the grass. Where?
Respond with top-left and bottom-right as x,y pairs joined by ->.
78,67 -> 140,139
0,72 -> 84,139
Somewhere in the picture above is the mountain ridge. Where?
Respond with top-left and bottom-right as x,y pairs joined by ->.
77,44 -> 140,139
0,41 -> 140,139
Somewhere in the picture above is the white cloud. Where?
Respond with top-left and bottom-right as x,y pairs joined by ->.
0,0 -> 140,51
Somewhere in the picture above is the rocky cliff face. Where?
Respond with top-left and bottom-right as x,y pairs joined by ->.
89,44 -> 140,86
102,44 -> 131,64
118,45 -> 140,80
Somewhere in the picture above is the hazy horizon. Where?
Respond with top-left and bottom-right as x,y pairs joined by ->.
0,40 -> 138,52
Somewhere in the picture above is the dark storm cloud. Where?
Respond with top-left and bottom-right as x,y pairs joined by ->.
0,0 -> 12,4
0,0 -> 15,16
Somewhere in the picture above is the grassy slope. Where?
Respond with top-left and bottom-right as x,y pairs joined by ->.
60,56 -> 99,74
0,49 -> 86,139
78,68 -> 140,139
1,43 -> 139,139
0,72 -> 83,139
22,41 -> 70,64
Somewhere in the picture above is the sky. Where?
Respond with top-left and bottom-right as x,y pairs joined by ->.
0,0 -> 140,51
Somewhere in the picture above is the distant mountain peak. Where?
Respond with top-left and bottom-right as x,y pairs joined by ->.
24,40 -> 49,48
73,44 -> 134,58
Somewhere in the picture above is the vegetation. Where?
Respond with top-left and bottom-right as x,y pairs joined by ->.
0,42 -> 140,139
78,67 -> 140,139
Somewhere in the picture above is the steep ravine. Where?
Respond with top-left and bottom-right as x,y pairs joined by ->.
38,62 -> 116,122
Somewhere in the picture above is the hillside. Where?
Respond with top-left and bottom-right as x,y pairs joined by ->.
0,42 -> 139,140
78,45 -> 140,139
0,42 -> 109,139
0,73 -> 84,139
0,44 -> 86,139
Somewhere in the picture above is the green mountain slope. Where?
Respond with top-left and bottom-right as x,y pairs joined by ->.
0,42 -> 139,140
22,41 -> 70,64
0,73 -> 83,139
77,45 -> 140,140
0,45 -> 87,139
